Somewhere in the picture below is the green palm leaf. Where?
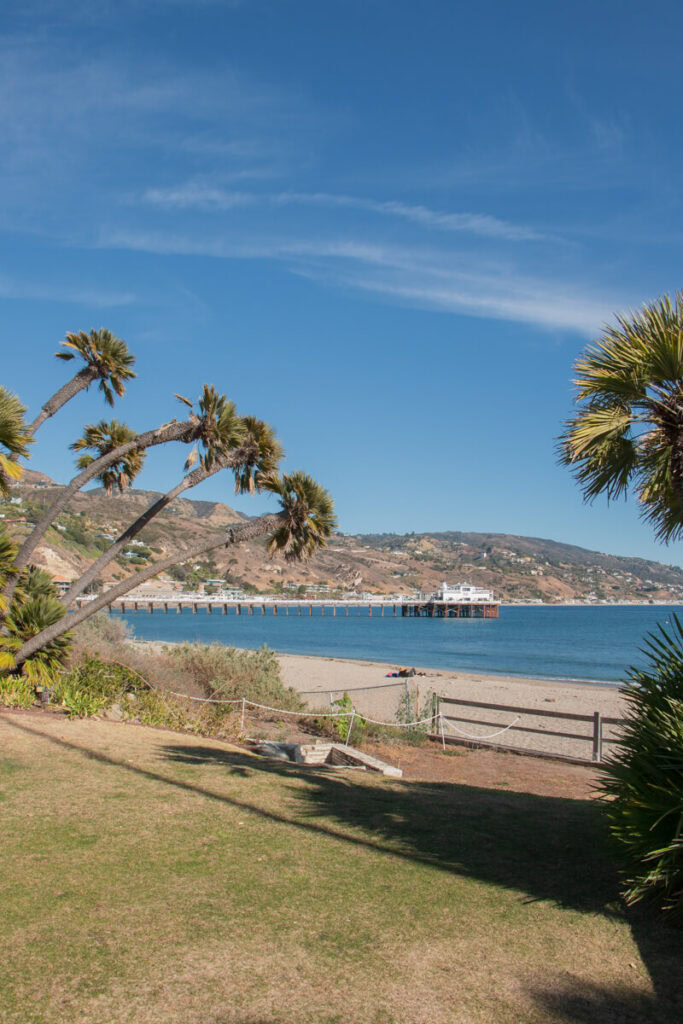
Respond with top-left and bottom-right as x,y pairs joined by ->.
559,291 -> 683,541
71,420 -> 145,493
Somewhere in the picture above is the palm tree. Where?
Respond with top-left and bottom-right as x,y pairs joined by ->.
5,413 -> 202,592
71,420 -> 146,494
559,292 -> 683,542
234,416 -> 284,494
62,395 -> 284,606
263,471 -> 337,561
13,472 -> 335,668
3,566 -> 71,681
0,388 -> 32,495
28,329 -> 136,434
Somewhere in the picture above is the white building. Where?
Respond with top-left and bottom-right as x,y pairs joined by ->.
428,581 -> 496,604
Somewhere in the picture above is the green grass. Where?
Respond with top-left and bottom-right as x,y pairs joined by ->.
1,714 -> 681,1024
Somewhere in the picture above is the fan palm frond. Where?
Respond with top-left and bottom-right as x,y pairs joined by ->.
263,471 -> 336,562
56,329 -> 136,406
234,417 -> 284,495
559,291 -> 683,541
0,387 -> 32,495
70,420 -> 145,493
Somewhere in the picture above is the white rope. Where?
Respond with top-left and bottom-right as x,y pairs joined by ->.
164,689 -> 439,729
242,698 -> 439,728
168,691 -> 243,703
442,715 -> 521,741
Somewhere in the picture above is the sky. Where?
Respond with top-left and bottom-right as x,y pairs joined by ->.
2,0 -> 683,565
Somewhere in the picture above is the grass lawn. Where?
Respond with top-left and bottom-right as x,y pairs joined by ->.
1,712 -> 681,1024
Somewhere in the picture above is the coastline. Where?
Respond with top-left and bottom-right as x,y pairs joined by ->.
131,639 -> 625,758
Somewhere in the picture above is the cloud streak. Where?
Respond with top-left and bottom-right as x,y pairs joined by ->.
142,183 -> 548,241
0,274 -> 135,307
100,227 -> 618,334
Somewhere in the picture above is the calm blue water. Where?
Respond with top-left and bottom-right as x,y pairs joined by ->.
115,604 -> 683,686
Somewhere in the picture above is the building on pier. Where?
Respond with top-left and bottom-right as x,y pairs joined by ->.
429,581 -> 496,604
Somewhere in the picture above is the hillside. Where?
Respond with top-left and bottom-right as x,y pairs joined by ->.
4,473 -> 683,603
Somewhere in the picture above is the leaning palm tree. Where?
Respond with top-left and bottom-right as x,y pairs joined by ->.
13,471 -> 335,668
62,397 -> 284,606
71,420 -> 146,494
4,411 -> 204,596
28,329 -> 136,434
559,291 -> 683,542
0,387 -> 32,495
263,471 -> 337,561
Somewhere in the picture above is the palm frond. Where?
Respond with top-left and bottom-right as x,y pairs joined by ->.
559,290 -> 683,540
70,419 -> 145,493
263,471 -> 336,562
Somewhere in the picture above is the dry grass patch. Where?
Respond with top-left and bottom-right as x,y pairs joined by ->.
1,712 -> 681,1024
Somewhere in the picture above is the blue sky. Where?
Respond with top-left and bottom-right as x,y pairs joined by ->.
2,0 -> 683,564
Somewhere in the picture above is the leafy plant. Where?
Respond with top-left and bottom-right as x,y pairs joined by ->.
599,616 -> 683,920
55,680 -> 108,718
329,692 -> 366,743
169,642 -> 303,710
0,674 -> 35,708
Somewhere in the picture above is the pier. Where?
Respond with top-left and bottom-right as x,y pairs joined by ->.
77,596 -> 499,618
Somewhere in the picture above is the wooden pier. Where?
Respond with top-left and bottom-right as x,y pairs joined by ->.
401,602 -> 499,618
77,597 -> 499,618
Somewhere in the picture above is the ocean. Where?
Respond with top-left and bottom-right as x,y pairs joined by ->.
114,604 -> 683,686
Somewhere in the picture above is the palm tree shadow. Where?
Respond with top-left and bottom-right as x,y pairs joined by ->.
291,769 -> 683,1020
7,720 -> 681,1021
290,769 -> 619,912
529,971 -> 681,1024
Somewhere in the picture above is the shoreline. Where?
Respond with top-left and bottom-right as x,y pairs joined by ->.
130,639 -> 625,759
130,638 -> 620,690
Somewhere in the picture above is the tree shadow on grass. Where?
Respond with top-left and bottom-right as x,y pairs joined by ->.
5,720 -> 682,1021
529,972 -> 681,1024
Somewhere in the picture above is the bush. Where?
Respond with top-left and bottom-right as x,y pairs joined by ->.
56,680 -> 108,718
0,675 -> 35,708
168,643 -> 303,711
72,611 -> 132,651
600,617 -> 683,920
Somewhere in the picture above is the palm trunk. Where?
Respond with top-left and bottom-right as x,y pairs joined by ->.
28,366 -> 100,435
13,512 -> 285,667
62,447 -> 254,606
657,395 -> 683,509
3,418 -> 199,604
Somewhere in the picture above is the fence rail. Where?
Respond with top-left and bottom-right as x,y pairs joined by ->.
433,694 -> 624,764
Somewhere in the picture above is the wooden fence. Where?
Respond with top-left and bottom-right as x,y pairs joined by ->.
432,694 -> 625,765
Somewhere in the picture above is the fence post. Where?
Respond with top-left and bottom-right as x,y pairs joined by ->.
241,697 -> 246,733
346,709 -> 356,747
440,713 -> 446,752
592,711 -> 602,762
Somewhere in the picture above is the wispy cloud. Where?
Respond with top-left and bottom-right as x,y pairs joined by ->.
0,36 -> 317,227
0,274 -> 135,307
99,227 -> 619,334
142,183 -> 548,241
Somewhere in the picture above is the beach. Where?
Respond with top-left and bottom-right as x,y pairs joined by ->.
275,651 -> 626,760
130,638 -> 627,760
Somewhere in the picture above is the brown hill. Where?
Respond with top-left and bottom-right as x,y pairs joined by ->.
4,477 -> 683,603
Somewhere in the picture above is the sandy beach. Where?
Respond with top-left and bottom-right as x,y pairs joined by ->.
132,640 -> 627,761
276,651 -> 626,761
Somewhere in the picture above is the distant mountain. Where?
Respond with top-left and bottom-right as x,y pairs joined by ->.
5,474 -> 683,603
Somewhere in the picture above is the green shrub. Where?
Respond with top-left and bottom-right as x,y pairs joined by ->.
0,675 -> 35,709
600,617 -> 683,920
169,643 -> 303,711
56,681 -> 108,718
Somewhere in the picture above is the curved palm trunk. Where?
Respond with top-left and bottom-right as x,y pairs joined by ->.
28,366 -> 100,435
62,446 -> 254,606
13,512 -> 285,667
3,418 -> 199,604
